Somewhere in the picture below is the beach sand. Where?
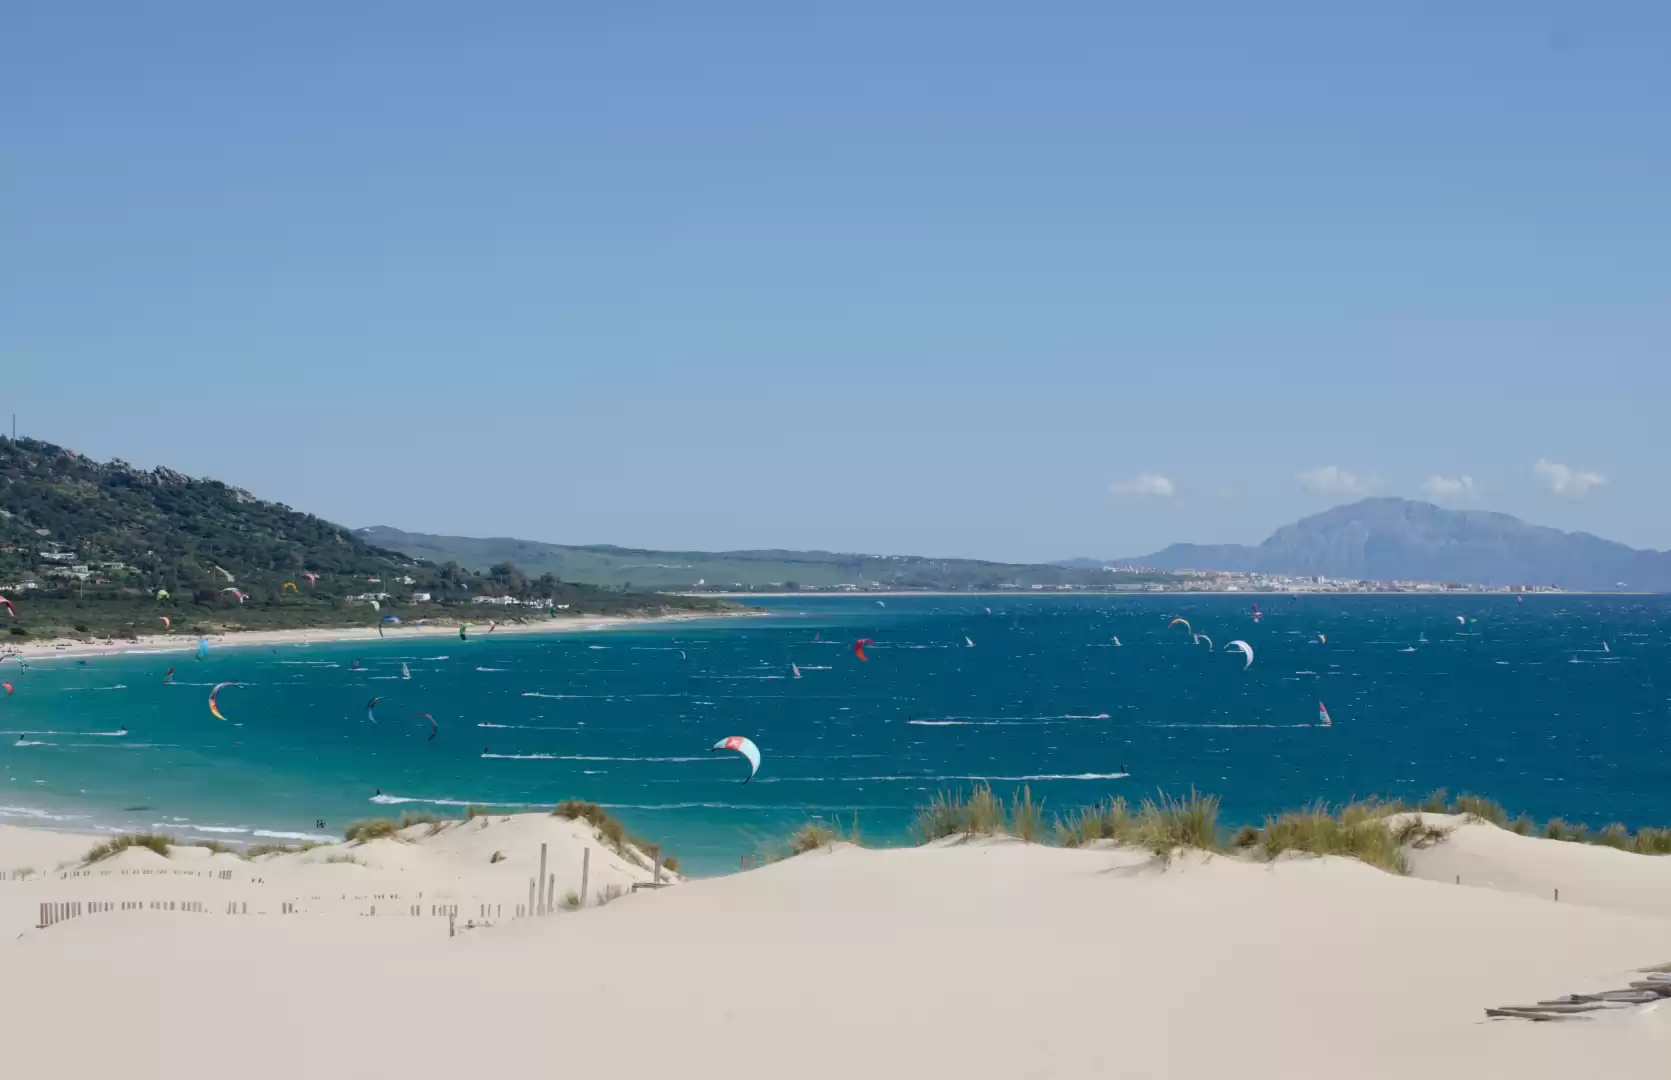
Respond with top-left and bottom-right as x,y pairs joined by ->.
3,814 -> 1670,1078
0,609 -> 748,663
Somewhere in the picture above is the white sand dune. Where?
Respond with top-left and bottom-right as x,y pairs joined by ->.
1406,812 -> 1671,920
3,818 -> 1670,1078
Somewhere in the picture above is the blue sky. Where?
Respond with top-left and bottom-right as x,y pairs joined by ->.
5,2 -> 1666,562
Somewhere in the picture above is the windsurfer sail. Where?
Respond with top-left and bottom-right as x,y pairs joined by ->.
1318,701 -> 1332,728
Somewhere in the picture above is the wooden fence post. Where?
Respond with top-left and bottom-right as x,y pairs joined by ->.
581,848 -> 590,908
538,843 -> 549,915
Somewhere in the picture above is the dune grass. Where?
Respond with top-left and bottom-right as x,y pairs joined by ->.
1054,796 -> 1138,848
323,853 -> 359,865
1254,800 -> 1445,875
343,818 -> 400,843
463,805 -> 491,821
912,783 -> 1013,842
1134,788 -> 1222,858
245,841 -> 324,858
553,799 -> 675,870
1453,794 -> 1509,827
789,821 -> 838,854
1009,786 -> 1045,844
187,839 -> 240,856
84,834 -> 174,864
561,889 -> 581,911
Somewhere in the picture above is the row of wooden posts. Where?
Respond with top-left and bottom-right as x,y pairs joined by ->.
38,899 -> 206,927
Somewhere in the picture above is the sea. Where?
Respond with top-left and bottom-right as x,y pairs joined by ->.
4,594 -> 1670,874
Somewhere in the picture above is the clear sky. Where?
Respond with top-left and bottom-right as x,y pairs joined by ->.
5,2 -> 1666,562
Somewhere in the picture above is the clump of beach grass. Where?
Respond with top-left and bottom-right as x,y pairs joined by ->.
561,889 -> 581,910
1417,788 -> 1450,814
1134,788 -> 1221,859
1595,823 -> 1631,850
463,805 -> 491,821
1453,794 -> 1508,827
84,834 -> 174,864
397,810 -> 441,830
789,821 -> 838,854
343,818 -> 400,843
187,839 -> 240,856
323,853 -> 359,865
1631,828 -> 1671,855
244,841 -> 324,858
1054,796 -> 1138,848
1256,800 -> 1428,875
553,799 -> 674,870
913,783 -> 1008,842
1008,786 -> 1045,843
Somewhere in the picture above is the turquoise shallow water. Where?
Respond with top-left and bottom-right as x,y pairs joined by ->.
3,595 -> 1670,873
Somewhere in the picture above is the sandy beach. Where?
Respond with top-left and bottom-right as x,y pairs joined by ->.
3,812 -> 1670,1078
0,609 -> 752,663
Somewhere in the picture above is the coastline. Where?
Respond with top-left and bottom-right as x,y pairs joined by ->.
0,608 -> 759,662
5,811 -> 1671,1076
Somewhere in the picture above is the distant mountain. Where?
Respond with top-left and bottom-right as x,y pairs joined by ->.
358,526 -> 1180,592
1119,498 -> 1671,591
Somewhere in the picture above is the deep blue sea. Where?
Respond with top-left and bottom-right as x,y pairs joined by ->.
4,594 -> 1670,873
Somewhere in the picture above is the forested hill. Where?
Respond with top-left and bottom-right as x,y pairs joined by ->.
357,526 -> 1183,592
0,437 -> 731,638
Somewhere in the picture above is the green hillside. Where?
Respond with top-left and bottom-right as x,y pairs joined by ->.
358,526 -> 1181,592
0,437 -> 732,640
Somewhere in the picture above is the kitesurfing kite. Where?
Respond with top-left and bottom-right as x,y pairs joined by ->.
0,596 -> 14,617
366,696 -> 382,724
302,572 -> 318,586
1193,633 -> 1213,650
486,620 -> 497,634
2,682 -> 12,696
208,682 -> 237,721
414,712 -> 437,742
1318,701 -> 1332,728
155,589 -> 170,600
1225,640 -> 1254,669
853,638 -> 873,661
378,615 -> 401,637
711,735 -> 761,783
282,582 -> 298,592
1455,615 -> 1466,625
1168,617 -> 1191,634
159,616 -> 171,630
1317,633 -> 1327,645
221,588 -> 246,603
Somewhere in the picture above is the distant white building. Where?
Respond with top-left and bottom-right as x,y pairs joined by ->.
411,592 -> 432,603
